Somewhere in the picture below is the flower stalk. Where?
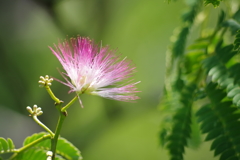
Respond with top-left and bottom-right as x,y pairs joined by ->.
45,86 -> 62,104
27,105 -> 54,138
38,75 -> 62,104
51,103 -> 66,160
32,115 -> 55,138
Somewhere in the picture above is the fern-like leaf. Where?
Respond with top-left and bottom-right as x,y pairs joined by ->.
201,43 -> 240,107
183,37 -> 209,82
196,82 -> 240,160
172,0 -> 202,58
165,84 -> 196,160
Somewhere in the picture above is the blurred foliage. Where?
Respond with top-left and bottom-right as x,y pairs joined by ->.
1,0 -> 239,159
159,0 -> 240,160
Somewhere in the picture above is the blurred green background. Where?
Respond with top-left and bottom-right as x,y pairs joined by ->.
0,0 -> 217,159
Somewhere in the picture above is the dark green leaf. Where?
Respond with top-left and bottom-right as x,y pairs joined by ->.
159,128 -> 168,146
205,127 -> 223,141
233,8 -> 240,23
227,156 -> 239,160
195,104 -> 211,117
219,149 -> 235,160
217,10 -> 225,26
172,27 -> 189,57
214,142 -> 231,156
200,121 -> 221,134
210,136 -> 226,150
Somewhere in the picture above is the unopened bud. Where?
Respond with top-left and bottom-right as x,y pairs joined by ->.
26,106 -> 33,114
36,107 -> 42,113
40,76 -> 45,80
33,105 -> 38,110
27,105 -> 43,116
38,75 -> 53,87
38,80 -> 45,84
37,111 -> 43,116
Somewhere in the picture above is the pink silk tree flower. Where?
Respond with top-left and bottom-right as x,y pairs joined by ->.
49,37 -> 140,107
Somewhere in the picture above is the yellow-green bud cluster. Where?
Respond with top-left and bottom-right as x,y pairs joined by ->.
38,75 -> 53,87
26,105 -> 43,116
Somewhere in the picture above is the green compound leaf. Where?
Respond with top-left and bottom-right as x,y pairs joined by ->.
196,83 -> 240,160
14,132 -> 82,160
0,137 -> 16,154
201,42 -> 240,108
164,84 -> 196,160
172,0 -> 202,59
205,60 -> 240,108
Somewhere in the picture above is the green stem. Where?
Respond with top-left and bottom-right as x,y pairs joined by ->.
32,115 -> 55,138
9,134 -> 51,159
61,95 -> 78,112
50,95 -> 78,159
45,86 -> 61,104
51,103 -> 66,160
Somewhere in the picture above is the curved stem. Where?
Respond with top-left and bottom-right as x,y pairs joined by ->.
32,115 -> 55,138
45,86 -> 61,104
9,134 -> 51,159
